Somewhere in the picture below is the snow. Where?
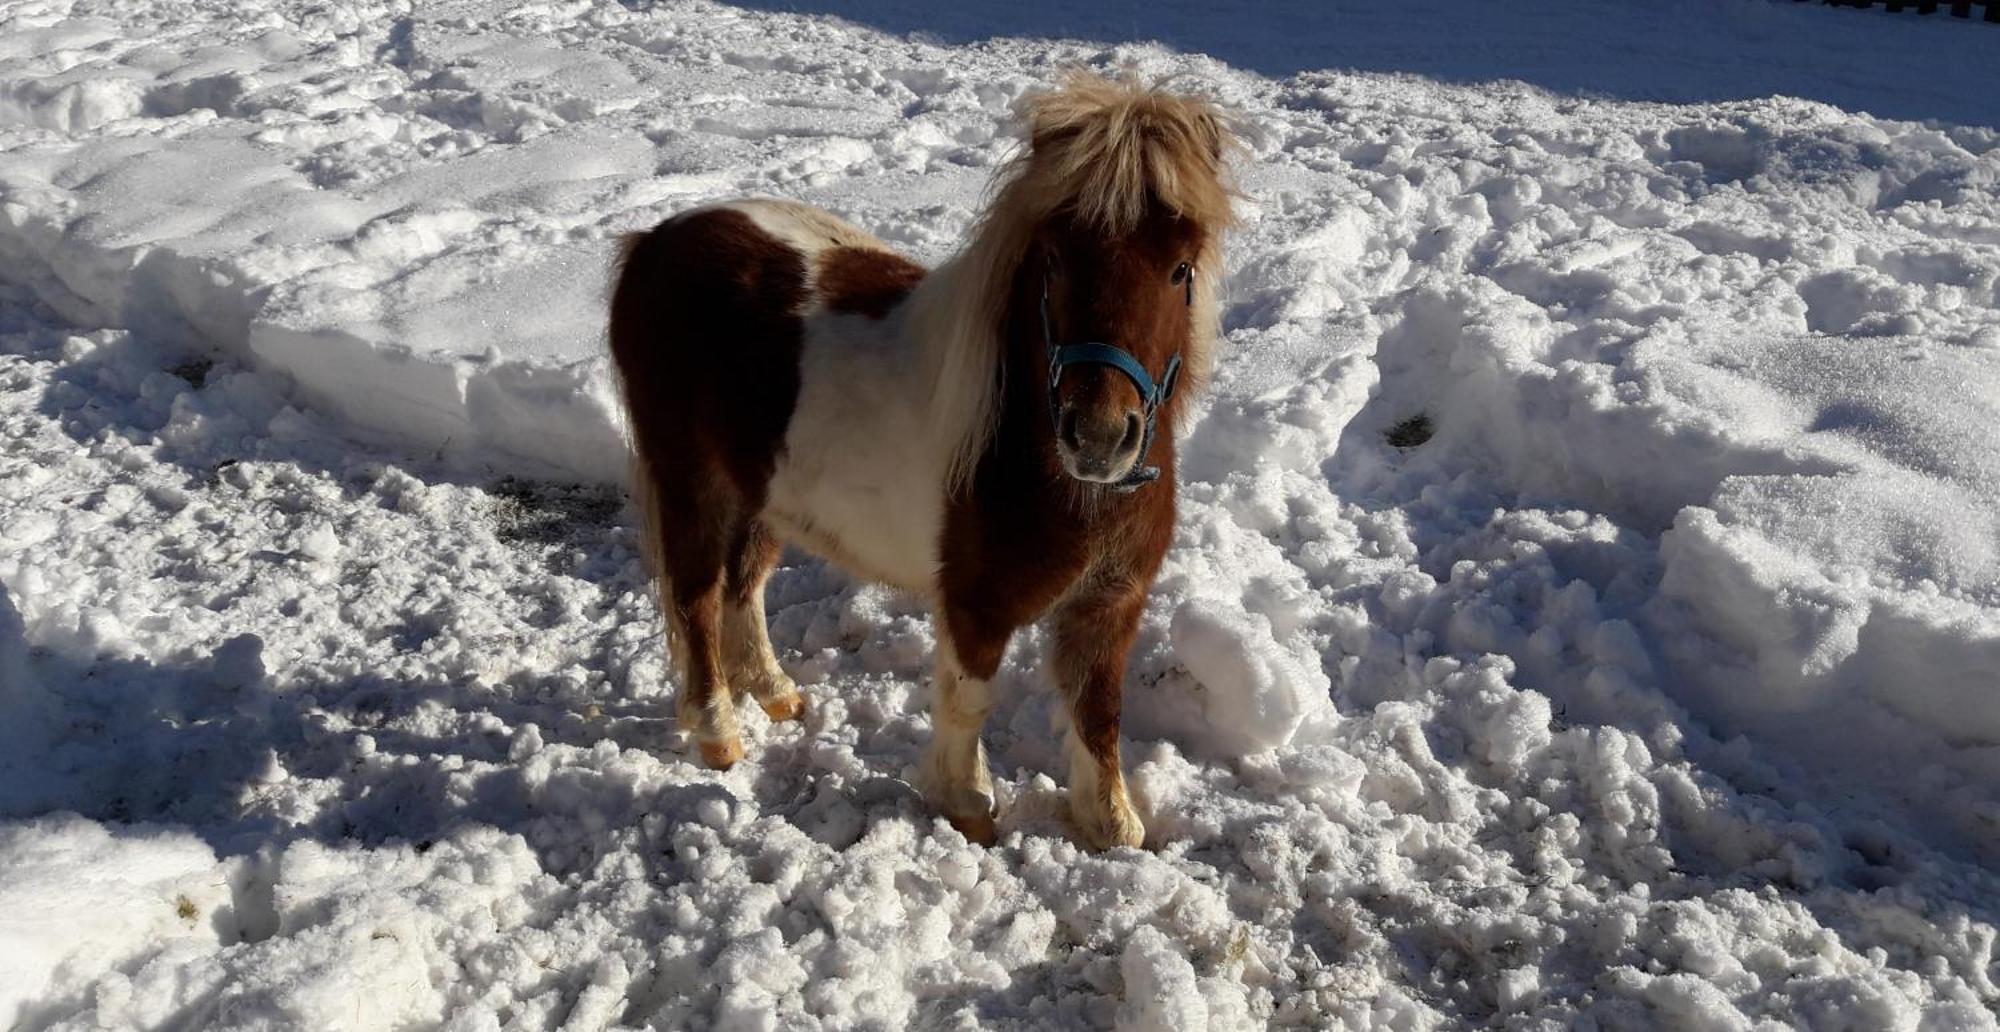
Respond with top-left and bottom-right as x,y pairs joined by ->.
3,0 -> 2000,1027
0,817 -> 236,1028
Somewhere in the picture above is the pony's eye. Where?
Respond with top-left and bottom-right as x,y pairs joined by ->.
1170,262 -> 1191,285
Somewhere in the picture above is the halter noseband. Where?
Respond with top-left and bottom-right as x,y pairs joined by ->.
1041,264 -> 1186,492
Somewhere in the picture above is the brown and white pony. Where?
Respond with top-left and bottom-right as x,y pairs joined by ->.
608,74 -> 1235,849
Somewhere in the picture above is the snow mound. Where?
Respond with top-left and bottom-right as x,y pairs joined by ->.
0,817 -> 232,1029
1163,603 -> 1335,756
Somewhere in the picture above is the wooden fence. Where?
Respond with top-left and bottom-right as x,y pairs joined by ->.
1799,0 -> 2000,20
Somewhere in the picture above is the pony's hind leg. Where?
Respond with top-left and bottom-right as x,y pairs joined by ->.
722,522 -> 805,722
666,574 -> 743,768
1051,576 -> 1148,850
635,453 -> 747,769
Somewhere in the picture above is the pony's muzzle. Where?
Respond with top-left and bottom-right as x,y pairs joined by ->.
1056,403 -> 1144,482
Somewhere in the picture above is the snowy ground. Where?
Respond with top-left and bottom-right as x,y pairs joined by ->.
4,0 -> 2000,1028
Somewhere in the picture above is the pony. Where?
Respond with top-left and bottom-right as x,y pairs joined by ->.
607,73 -> 1236,849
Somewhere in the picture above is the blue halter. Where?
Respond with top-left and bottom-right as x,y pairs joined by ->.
1042,267 -> 1185,492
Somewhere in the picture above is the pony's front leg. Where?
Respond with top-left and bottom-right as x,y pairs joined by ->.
1052,577 -> 1148,850
920,618 -> 1008,844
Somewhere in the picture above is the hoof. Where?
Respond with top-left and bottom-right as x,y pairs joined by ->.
1072,800 -> 1146,851
947,810 -> 998,846
759,691 -> 806,722
698,736 -> 745,770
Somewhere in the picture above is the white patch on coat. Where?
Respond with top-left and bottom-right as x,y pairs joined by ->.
726,197 -> 892,304
712,199 -> 955,595
765,303 -> 950,594
919,633 -> 996,819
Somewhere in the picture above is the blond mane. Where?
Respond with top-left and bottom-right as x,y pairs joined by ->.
905,71 -> 1240,491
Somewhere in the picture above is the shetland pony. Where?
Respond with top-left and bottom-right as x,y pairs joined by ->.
608,74 -> 1235,849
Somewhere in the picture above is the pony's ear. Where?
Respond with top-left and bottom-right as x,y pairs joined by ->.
1191,107 -> 1235,164
1018,77 -> 1070,157
1028,118 -> 1080,160
1029,227 -> 1065,278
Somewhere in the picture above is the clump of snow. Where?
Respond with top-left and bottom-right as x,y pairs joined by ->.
0,817 -> 232,1029
3,0 -> 2000,1027
1162,603 -> 1333,757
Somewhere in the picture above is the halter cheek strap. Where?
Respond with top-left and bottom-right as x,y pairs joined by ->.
1041,269 -> 1186,492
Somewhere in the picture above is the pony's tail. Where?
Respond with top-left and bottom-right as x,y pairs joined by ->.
608,230 -> 677,624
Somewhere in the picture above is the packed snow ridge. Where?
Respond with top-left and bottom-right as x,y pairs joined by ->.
3,0 -> 2000,1028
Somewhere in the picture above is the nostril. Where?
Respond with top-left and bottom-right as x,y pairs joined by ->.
1119,412 -> 1143,454
1059,409 -> 1084,452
